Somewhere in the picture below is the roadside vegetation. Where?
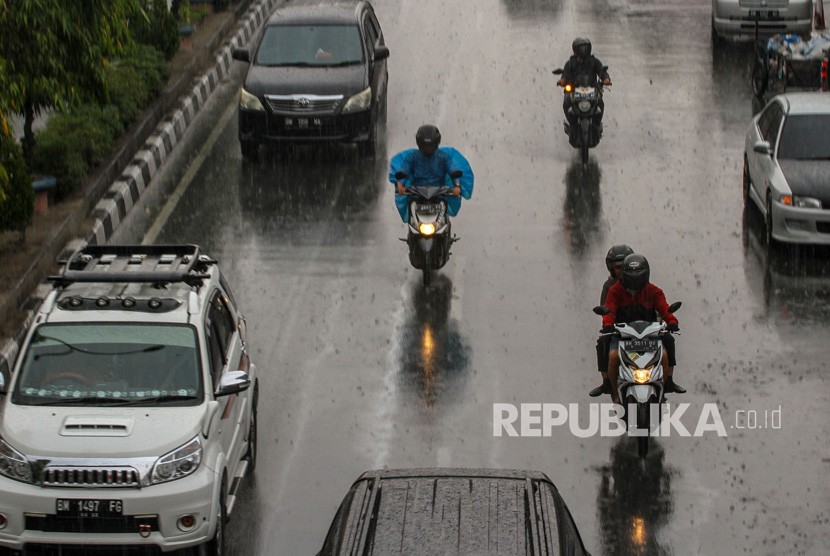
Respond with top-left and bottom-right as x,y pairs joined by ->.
0,0 -> 179,236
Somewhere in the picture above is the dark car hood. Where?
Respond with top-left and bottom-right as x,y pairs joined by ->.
243,64 -> 367,97
779,160 -> 830,204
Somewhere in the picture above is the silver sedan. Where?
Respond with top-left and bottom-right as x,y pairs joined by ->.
743,92 -> 830,246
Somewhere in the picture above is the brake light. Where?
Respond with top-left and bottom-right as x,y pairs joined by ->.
822,59 -> 828,92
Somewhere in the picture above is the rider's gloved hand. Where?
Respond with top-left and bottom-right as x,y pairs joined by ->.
667,322 -> 679,332
600,325 -> 615,333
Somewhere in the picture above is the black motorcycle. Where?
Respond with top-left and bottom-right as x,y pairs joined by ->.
395,171 -> 462,287
553,67 -> 608,164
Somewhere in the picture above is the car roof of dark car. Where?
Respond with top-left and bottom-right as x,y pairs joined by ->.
266,0 -> 370,26
318,468 -> 590,556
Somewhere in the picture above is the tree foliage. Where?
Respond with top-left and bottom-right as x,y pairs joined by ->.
0,0 -> 140,163
0,119 -> 34,240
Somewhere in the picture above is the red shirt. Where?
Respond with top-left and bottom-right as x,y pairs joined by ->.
602,282 -> 678,328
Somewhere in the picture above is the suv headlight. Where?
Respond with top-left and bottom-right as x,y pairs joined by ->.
239,88 -> 265,112
152,437 -> 202,484
0,436 -> 33,484
342,87 -> 372,113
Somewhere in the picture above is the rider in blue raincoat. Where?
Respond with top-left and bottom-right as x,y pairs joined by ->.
388,125 -> 474,222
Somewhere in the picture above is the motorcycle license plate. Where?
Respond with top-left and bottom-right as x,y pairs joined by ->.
57,498 -> 123,518
625,339 -> 658,352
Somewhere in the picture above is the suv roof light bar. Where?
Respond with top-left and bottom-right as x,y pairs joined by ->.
49,244 -> 214,287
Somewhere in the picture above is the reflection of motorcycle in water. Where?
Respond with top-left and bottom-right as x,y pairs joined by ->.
563,160 -> 603,256
596,437 -> 675,556
553,67 -> 608,164
397,276 -> 470,408
595,302 -> 682,458
396,171 -> 463,287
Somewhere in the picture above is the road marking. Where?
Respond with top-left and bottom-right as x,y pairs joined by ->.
142,100 -> 237,245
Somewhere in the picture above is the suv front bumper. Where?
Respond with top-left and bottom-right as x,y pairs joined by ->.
238,106 -> 372,144
0,466 -> 220,553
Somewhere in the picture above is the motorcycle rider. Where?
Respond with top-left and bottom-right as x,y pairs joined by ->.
590,244 -> 634,397
556,37 -> 611,133
602,254 -> 685,404
389,124 -> 474,222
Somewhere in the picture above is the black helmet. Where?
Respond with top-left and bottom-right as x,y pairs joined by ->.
416,124 -> 441,154
572,37 -> 592,61
605,244 -> 634,273
621,254 -> 650,293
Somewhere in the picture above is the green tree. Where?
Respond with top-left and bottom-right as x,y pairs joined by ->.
0,115 -> 34,241
0,0 -> 139,165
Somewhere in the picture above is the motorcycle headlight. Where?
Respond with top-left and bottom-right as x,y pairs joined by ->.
342,87 -> 372,113
0,436 -> 33,484
419,222 -> 436,236
632,367 -> 653,384
152,437 -> 202,484
239,88 -> 265,112
578,100 -> 591,112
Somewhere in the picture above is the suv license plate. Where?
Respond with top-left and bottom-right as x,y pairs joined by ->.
57,498 -> 123,518
625,339 -> 658,352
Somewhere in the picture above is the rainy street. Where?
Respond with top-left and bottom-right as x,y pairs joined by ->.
114,0 -> 829,553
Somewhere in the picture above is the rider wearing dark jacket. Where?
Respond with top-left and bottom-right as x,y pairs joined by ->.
590,244 -> 634,397
603,254 -> 685,402
557,37 -> 611,130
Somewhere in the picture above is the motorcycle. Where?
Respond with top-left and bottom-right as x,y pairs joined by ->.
395,170 -> 462,287
594,301 -> 682,457
553,67 -> 608,164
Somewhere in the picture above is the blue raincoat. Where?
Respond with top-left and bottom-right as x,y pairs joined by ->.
388,147 -> 474,222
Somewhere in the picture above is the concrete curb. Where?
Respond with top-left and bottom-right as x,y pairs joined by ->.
0,0 -> 278,379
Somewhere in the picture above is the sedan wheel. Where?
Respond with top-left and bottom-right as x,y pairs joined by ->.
742,158 -> 751,207
765,195 -> 775,246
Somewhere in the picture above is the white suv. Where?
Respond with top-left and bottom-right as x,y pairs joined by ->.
712,0 -> 814,43
0,245 -> 258,555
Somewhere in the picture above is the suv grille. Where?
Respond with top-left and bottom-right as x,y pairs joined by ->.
25,514 -> 159,534
265,94 -> 343,114
42,466 -> 140,488
739,0 -> 788,7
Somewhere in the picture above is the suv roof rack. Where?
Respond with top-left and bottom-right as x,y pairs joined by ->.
49,244 -> 214,287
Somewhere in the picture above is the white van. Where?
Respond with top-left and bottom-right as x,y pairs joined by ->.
712,0 -> 814,43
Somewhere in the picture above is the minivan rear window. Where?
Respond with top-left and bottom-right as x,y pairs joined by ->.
255,25 -> 363,66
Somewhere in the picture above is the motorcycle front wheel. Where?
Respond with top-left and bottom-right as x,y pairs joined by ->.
637,403 -> 650,457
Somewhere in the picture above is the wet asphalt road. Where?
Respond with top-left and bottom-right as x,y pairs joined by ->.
115,0 -> 830,554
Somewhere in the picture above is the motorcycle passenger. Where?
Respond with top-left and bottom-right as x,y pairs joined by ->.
602,254 -> 685,404
590,244 -> 634,397
556,37 -> 611,133
388,124 -> 474,222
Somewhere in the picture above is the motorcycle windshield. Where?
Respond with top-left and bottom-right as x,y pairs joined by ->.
410,185 -> 450,200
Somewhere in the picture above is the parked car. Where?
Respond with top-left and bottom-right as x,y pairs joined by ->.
712,0 -> 814,44
743,92 -> 830,246
318,468 -> 591,555
0,244 -> 258,555
232,0 -> 389,160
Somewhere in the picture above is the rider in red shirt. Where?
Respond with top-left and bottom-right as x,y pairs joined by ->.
602,254 -> 685,403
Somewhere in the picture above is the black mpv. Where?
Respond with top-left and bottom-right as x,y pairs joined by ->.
232,0 -> 389,159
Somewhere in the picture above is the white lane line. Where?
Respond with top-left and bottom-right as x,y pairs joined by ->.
142,100 -> 237,245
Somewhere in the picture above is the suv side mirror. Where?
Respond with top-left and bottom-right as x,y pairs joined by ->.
753,141 -> 772,156
374,45 -> 390,61
215,370 -> 251,397
232,48 -> 251,63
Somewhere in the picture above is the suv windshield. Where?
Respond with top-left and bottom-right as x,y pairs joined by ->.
13,323 -> 203,406
255,24 -> 364,66
777,114 -> 830,160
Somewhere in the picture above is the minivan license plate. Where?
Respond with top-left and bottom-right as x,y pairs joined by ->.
57,498 -> 123,518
